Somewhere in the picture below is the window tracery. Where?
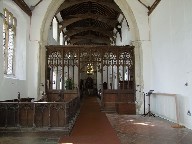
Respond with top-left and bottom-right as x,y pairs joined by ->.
3,8 -> 17,75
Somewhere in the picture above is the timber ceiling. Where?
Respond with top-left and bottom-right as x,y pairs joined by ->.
19,0 -> 159,45
56,0 -> 122,45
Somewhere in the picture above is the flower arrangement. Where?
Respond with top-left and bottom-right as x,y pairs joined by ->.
65,77 -> 74,90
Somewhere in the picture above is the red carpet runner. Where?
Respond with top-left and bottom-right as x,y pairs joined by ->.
59,96 -> 120,144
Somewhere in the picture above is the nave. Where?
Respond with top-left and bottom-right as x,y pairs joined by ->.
1,95 -> 192,144
59,95 -> 120,144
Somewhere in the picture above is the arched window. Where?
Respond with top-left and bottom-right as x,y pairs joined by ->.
52,17 -> 58,42
3,8 -> 17,75
60,31 -> 64,45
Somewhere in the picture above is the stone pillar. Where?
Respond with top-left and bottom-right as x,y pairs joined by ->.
38,41 -> 46,99
131,41 -> 144,114
0,2 -> 3,92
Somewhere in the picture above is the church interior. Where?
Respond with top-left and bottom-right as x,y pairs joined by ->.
0,0 -> 192,143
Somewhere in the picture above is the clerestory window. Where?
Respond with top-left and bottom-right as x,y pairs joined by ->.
52,17 -> 58,42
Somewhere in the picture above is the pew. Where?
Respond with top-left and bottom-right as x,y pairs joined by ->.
0,96 -> 80,133
102,89 -> 136,114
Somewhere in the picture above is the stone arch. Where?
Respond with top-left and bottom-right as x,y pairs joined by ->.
40,0 -> 140,44
39,0 -> 143,111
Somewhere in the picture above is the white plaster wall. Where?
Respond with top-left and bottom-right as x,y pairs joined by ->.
126,0 -> 150,41
28,0 -> 53,99
30,0 -> 52,41
0,0 -> 30,100
27,41 -> 39,99
48,25 -> 59,45
115,0 -> 152,114
125,0 -> 152,92
116,18 -> 132,45
139,41 -> 152,113
142,41 -> 152,92
115,1 -> 153,114
150,0 -> 192,129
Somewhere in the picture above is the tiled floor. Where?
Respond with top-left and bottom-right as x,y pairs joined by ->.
1,114 -> 192,143
0,132 -> 63,144
1,115 -> 192,144
107,114 -> 192,144
0,137 -> 59,144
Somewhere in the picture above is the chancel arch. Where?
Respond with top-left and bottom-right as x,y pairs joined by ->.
39,0 -> 144,113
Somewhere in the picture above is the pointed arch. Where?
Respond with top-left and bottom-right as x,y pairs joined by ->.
39,0 -> 142,101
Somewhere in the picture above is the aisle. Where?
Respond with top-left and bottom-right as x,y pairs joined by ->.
58,96 -> 120,144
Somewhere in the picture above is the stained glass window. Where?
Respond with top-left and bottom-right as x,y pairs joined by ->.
3,9 -> 17,75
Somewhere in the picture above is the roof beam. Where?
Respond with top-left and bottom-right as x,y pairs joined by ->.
71,26 -> 113,31
148,0 -> 161,16
13,0 -> 32,16
64,13 -> 117,19
72,35 -> 111,42
138,0 -> 150,10
65,27 -> 114,40
56,0 -> 122,14
70,35 -> 111,45
59,13 -> 118,31
30,0 -> 44,11
70,39 -> 110,45
137,0 -> 161,16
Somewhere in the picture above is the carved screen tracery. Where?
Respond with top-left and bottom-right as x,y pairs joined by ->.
47,51 -> 63,90
46,46 -> 135,91
63,50 -> 79,90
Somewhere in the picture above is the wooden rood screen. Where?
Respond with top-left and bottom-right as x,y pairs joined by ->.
46,45 -> 135,90
46,45 -> 136,114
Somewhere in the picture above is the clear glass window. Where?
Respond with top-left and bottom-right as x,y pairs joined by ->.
3,9 -> 17,76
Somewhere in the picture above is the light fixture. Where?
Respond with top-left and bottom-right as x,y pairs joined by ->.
87,63 -> 94,74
